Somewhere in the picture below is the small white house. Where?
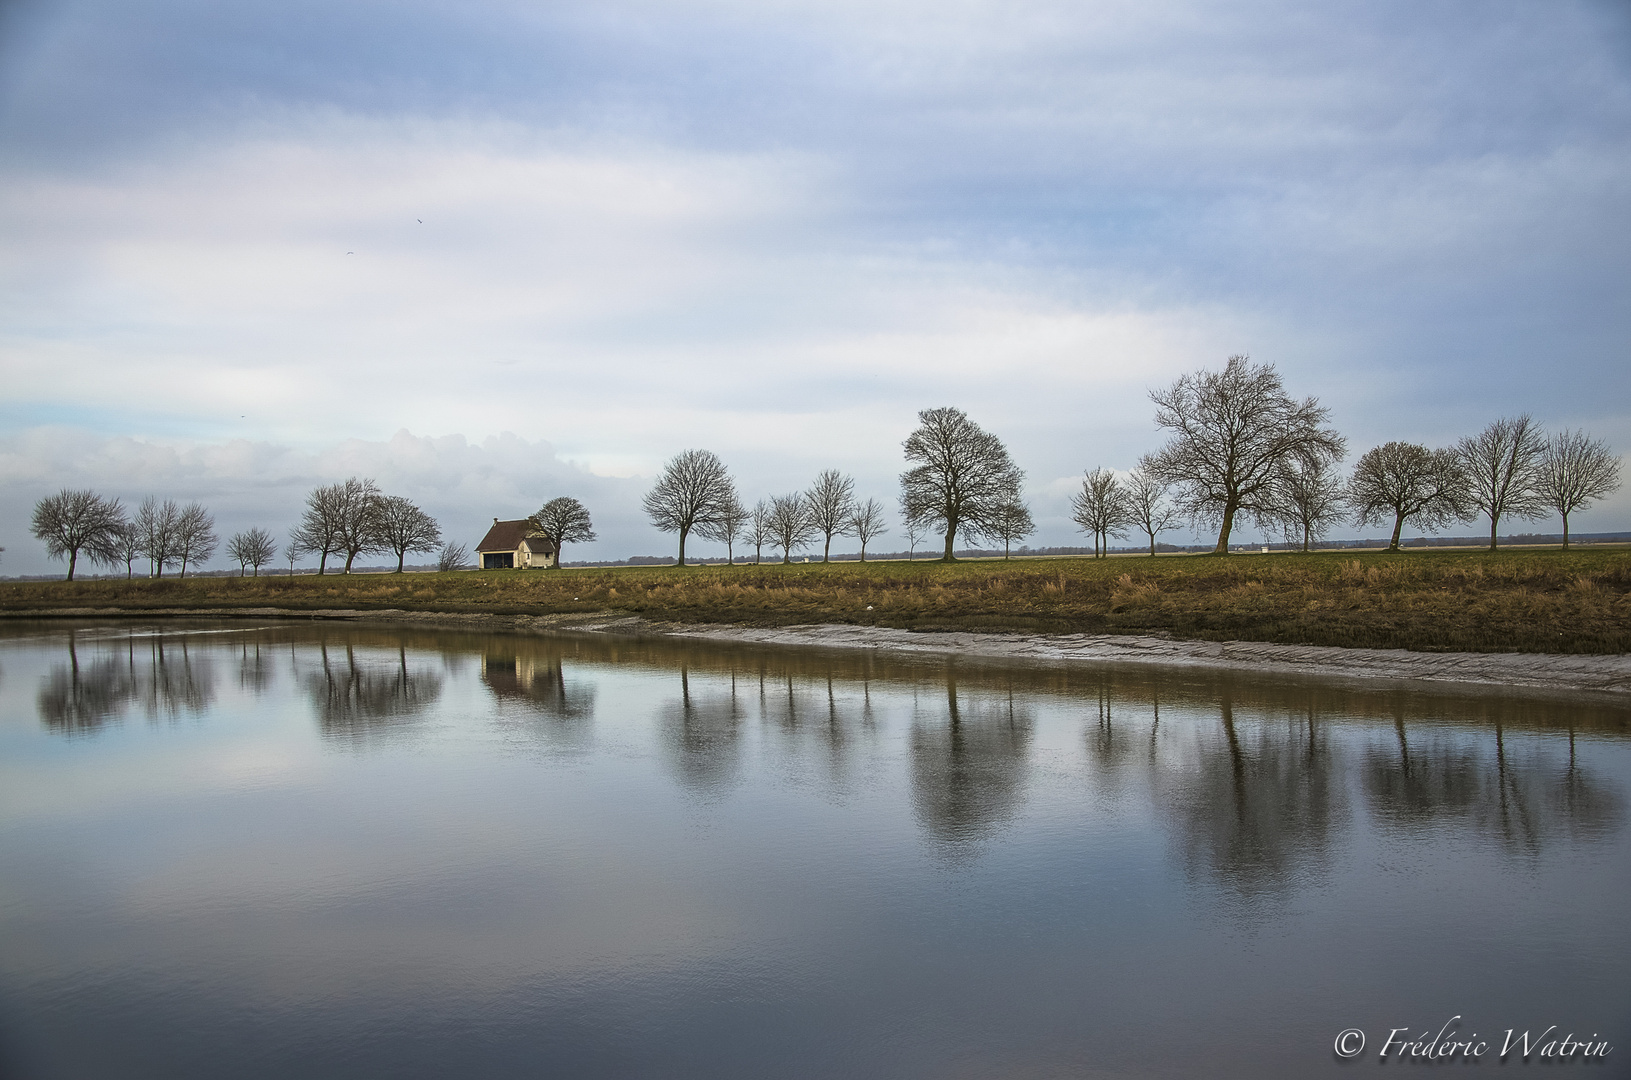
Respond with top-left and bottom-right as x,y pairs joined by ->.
475,519 -> 557,570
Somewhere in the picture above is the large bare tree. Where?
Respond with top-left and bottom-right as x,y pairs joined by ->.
1457,415 -> 1546,550
377,496 -> 443,572
290,484 -> 342,574
849,497 -> 889,562
1146,356 -> 1344,554
900,407 -> 1023,561
747,499 -> 774,564
804,469 -> 856,563
702,493 -> 748,565
1348,442 -> 1468,552
642,449 -> 737,566
1273,455 -> 1348,552
332,478 -> 383,573
768,492 -> 816,563
1537,429 -> 1622,549
134,496 -> 182,578
227,527 -> 278,576
30,489 -> 125,581
1069,468 -> 1129,559
173,503 -> 218,578
529,496 -> 595,568
1124,459 -> 1182,556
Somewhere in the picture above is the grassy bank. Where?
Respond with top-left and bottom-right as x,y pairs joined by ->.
4,548 -> 1630,654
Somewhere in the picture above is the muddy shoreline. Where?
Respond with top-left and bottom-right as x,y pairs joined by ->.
8,604 -> 1631,696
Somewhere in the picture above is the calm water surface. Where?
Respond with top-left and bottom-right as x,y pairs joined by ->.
1,621 -> 1628,1078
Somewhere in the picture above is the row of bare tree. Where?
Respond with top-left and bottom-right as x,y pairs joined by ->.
30,492 -> 220,580
28,479 -> 470,581
1075,357 -> 1621,555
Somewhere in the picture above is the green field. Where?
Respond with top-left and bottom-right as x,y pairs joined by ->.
4,547 -> 1630,654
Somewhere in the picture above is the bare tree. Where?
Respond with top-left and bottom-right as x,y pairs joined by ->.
31,489 -> 125,581
768,492 -> 816,563
375,496 -> 443,572
227,527 -> 277,576
902,510 -> 926,560
804,469 -> 856,563
1070,468 -> 1129,559
1538,429 -> 1622,549
642,449 -> 737,566
747,499 -> 774,564
529,497 -> 595,568
284,540 -> 300,576
437,541 -> 470,572
290,484 -> 342,574
1273,455 -> 1348,552
989,500 -> 1034,559
1348,442 -> 1469,552
702,493 -> 748,565
1457,415 -> 1546,551
332,478 -> 384,573
1146,356 -> 1345,554
900,406 -> 1024,561
135,497 -> 182,578
849,498 -> 889,562
173,503 -> 217,578
1124,459 -> 1182,556
113,521 -> 143,578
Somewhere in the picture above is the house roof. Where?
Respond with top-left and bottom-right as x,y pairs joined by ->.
476,519 -> 555,554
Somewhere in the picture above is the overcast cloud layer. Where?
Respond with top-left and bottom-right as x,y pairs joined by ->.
3,0 -> 1629,572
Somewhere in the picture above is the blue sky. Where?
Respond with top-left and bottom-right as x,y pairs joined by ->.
2,0 -> 1628,571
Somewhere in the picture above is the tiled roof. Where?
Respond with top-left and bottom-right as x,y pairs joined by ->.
476,519 -> 553,553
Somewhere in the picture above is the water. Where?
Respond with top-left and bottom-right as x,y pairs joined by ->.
1,621 -> 1627,1079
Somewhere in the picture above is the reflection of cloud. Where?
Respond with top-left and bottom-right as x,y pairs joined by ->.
909,677 -> 1032,849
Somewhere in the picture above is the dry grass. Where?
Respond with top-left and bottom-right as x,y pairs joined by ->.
4,548 -> 1630,653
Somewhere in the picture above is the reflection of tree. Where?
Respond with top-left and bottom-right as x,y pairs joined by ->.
238,641 -> 273,693
1164,695 -> 1343,899
38,631 -> 217,733
662,666 -> 744,795
910,673 -> 1032,848
37,632 -> 133,734
305,642 -> 441,741
1364,719 -> 1623,855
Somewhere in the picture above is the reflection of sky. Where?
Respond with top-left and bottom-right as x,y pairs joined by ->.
0,626 -> 1628,1077
2,1 -> 1629,571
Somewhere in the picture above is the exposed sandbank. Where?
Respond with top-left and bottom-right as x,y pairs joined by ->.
9,605 -> 1630,696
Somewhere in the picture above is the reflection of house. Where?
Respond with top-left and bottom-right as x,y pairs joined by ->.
475,518 -> 557,570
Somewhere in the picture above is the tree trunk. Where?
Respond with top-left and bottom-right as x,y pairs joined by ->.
1148,531 -> 1156,557
180,557 -> 188,579
396,551 -> 406,573
318,551 -> 327,575
677,528 -> 688,567
1561,510 -> 1571,550
344,550 -> 356,573
823,535 -> 831,562
1390,510 -> 1405,552
1214,501 -> 1238,554
1489,514 -> 1499,551
66,548 -> 77,581
942,521 -> 957,561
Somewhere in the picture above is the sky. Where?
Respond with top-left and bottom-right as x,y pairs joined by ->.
2,0 -> 1629,572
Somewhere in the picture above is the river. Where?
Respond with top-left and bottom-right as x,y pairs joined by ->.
1,620 -> 1627,1078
